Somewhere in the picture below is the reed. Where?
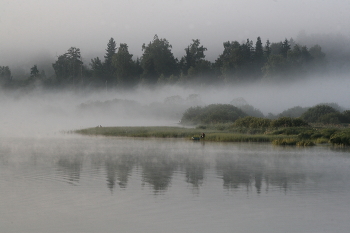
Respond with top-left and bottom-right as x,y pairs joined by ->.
75,126 -> 207,138
74,126 -> 350,146
205,133 -> 275,142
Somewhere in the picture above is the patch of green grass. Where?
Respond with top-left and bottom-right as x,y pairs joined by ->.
205,133 -> 274,142
75,126 -> 207,138
296,140 -> 316,146
74,125 -> 350,147
329,129 -> 350,146
272,138 -> 298,146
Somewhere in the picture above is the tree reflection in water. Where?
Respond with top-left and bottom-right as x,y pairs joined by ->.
56,153 -> 83,185
105,154 -> 135,192
140,151 -> 177,193
216,153 -> 307,194
182,156 -> 206,188
53,141 -> 313,194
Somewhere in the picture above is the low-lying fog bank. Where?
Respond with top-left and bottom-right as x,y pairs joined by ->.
1,75 -> 349,137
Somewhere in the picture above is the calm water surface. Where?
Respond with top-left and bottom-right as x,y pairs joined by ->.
1,135 -> 350,233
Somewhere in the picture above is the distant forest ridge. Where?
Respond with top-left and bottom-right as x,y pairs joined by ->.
0,34 -> 347,90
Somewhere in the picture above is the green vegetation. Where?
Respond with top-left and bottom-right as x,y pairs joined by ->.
74,102 -> 350,147
74,122 -> 350,147
329,129 -> 350,146
301,104 -> 350,124
278,106 -> 309,118
180,104 -> 247,125
1,35 -> 329,90
75,126 -> 207,138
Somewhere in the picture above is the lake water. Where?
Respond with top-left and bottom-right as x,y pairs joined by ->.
1,135 -> 350,233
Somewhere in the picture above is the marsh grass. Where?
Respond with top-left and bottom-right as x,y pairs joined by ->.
75,126 -> 291,143
75,126 -> 207,138
205,133 -> 281,142
74,125 -> 350,146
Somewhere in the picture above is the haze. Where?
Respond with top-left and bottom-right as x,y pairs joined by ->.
1,0 -> 350,64
0,76 -> 349,138
1,0 -> 350,137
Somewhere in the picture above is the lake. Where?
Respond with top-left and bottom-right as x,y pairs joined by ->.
1,135 -> 350,233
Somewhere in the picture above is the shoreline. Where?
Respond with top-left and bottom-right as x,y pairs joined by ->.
73,126 -> 346,146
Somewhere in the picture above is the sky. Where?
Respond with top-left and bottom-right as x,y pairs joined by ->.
1,0 -> 350,65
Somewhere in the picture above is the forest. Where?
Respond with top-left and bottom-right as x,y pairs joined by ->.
0,35 -> 328,90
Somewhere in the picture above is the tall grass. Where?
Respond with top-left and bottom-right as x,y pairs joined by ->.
75,126 -> 206,138
74,125 -> 350,146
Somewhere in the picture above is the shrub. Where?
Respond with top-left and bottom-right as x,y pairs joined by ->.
318,102 -> 344,112
318,112 -> 346,124
270,117 -> 309,127
278,106 -> 309,118
301,105 -> 339,123
271,127 -> 309,136
272,138 -> 298,146
233,116 -> 271,128
238,105 -> 265,118
180,104 -> 247,125
298,130 -> 316,139
329,130 -> 350,146
319,128 -> 340,138
296,140 -> 315,146
342,110 -> 350,123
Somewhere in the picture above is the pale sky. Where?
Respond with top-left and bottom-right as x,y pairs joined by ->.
1,0 -> 349,63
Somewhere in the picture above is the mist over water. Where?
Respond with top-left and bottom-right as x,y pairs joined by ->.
1,74 -> 349,138
1,136 -> 350,233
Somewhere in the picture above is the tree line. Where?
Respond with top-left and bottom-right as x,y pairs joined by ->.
0,35 -> 327,89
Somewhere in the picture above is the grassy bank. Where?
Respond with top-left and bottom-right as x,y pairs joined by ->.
75,126 -> 207,138
73,125 -> 350,146
74,126 -> 299,144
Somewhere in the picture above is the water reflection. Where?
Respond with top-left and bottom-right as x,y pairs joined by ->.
2,137 -> 350,233
4,137 -> 349,195
184,158 -> 205,188
56,153 -> 83,185
105,154 -> 135,191
216,152 -> 307,194
140,151 -> 177,193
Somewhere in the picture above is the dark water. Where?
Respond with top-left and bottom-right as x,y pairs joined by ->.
1,135 -> 350,233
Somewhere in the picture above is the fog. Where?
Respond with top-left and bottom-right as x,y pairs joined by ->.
1,74 -> 349,138
1,0 -> 350,137
1,0 -> 350,73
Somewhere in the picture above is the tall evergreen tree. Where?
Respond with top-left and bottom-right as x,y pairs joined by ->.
254,37 -> 264,63
104,38 -> 116,66
181,39 -> 208,77
141,35 -> 178,83
103,38 -> 117,85
0,66 -> 12,86
112,43 -> 137,87
30,65 -> 40,77
52,47 -> 83,85
281,39 -> 291,58
264,40 -> 271,58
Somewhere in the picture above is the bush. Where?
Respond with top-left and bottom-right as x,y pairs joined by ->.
233,116 -> 271,128
318,112 -> 345,124
329,130 -> 350,146
298,130 -> 316,139
301,105 -> 339,123
278,106 -> 309,118
296,140 -> 315,146
180,104 -> 247,125
238,105 -> 265,118
270,117 -> 309,127
342,110 -> 350,123
272,138 -> 298,146
271,127 -> 309,136
319,128 -> 340,138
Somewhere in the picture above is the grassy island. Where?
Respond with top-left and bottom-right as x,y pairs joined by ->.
74,104 -> 350,146
73,124 -> 350,146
